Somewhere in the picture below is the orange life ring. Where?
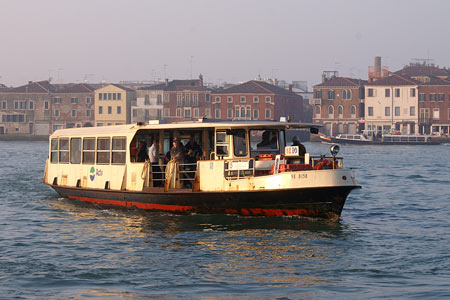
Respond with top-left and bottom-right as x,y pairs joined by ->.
314,159 -> 331,170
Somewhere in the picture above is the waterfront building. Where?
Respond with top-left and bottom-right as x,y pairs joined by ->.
51,83 -> 95,131
312,72 -> 366,136
0,80 -> 54,135
364,74 -> 419,134
94,84 -> 135,126
211,80 -> 304,122
133,75 -> 212,123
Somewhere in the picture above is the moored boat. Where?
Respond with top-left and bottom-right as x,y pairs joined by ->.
320,133 -> 440,145
43,120 -> 361,220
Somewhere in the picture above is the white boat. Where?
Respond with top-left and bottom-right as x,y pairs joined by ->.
320,133 -> 439,145
43,120 -> 360,220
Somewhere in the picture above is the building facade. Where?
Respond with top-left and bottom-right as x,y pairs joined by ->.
364,74 -> 419,134
312,76 -> 366,136
211,80 -> 304,122
94,84 -> 135,126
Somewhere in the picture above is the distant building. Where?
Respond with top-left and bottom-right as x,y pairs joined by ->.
133,75 -> 212,123
51,83 -> 95,131
364,74 -> 419,134
312,73 -> 366,136
211,80 -> 304,122
94,84 -> 135,126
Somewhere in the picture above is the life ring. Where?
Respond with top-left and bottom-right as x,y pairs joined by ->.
314,159 -> 331,170
259,154 -> 275,161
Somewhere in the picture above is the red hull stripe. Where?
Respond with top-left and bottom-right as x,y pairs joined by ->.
68,195 -> 319,216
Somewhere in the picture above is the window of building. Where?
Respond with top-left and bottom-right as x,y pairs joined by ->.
97,137 -> 110,164
368,107 -> 373,116
70,138 -> 82,164
99,93 -> 103,100
351,105 -> 356,117
117,106 -> 121,114
315,105 -> 321,115
118,93 -> 121,100
113,93 -> 117,100
240,96 -> 246,103
430,94 -> 436,101
176,108 -> 181,117
86,109 -> 91,117
164,108 -> 170,117
184,108 -> 191,119
205,108 -> 211,117
265,96 -> 271,103
29,101 -> 34,110
59,138 -> 70,163
86,97 -> 91,104
19,101 -> 26,110
395,106 -> 400,116
108,106 -> 112,114
433,108 -> 440,120
235,106 -> 240,119
385,107 -> 390,116
97,123 -> 104,126
2,114 -> 25,122
14,101 -> 18,110
385,89 -> 390,97
193,108 -> 199,118
314,90 -> 322,98
71,97 -> 78,104
418,93 -> 426,101
53,97 -> 61,104
368,88 -> 374,97
98,106 -> 103,114
44,101 -> 49,110
240,106 -> 245,119
157,94 -> 162,105
71,109 -> 76,117
328,90 -> 335,99
338,105 -> 343,116
265,109 -> 271,119
253,96 -> 259,103
227,108 -> 233,119
55,109 -> 60,117
193,93 -> 198,106
438,93 -> 445,102
1,101 -> 6,110
144,95 -> 150,105
328,105 -> 334,116
177,93 -> 182,106
215,109 -> 221,119
246,106 -> 251,119
112,137 -> 126,164
214,96 -> 220,104
410,106 -> 415,116
107,93 -> 111,100
253,109 -> 259,120
132,109 -> 137,118
185,93 -> 191,106
395,89 -> 400,97
410,88 -> 416,97
227,96 -> 233,103
164,93 -> 169,103
205,93 -> 210,102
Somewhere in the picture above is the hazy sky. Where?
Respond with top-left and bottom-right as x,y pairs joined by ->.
1,0 -> 449,88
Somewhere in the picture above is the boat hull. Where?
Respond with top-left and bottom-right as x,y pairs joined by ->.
49,185 -> 360,220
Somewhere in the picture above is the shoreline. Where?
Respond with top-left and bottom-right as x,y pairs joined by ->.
0,135 -> 48,141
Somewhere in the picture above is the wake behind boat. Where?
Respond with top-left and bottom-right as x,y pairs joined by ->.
43,120 -> 360,220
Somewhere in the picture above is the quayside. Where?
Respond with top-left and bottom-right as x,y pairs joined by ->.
43,120 -> 360,220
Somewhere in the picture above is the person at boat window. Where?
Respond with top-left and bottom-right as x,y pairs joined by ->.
257,131 -> 271,148
149,139 -> 162,187
257,130 -> 277,149
185,136 -> 202,177
292,136 -> 306,158
136,140 -> 149,162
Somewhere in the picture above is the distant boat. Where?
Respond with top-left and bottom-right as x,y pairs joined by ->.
320,133 -> 440,145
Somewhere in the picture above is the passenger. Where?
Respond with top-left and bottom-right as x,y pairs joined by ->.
149,140 -> 162,187
136,140 -> 149,162
257,131 -> 271,148
169,137 -> 185,164
292,136 -> 306,158
185,136 -> 202,180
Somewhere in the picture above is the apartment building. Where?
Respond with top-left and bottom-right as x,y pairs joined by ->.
94,84 -> 135,126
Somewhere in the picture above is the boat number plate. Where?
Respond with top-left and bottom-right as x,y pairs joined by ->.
291,173 -> 307,179
285,146 -> 299,157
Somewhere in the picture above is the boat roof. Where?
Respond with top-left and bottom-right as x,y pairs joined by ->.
50,120 -> 321,138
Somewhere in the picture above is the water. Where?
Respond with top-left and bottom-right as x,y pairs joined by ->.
1,140 -> 450,299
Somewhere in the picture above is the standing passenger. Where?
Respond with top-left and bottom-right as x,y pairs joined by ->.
149,140 -> 162,187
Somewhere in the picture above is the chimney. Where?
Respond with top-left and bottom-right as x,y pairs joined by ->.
199,74 -> 204,86
288,84 -> 293,91
165,78 -> 169,87
28,81 -> 33,84
374,56 -> 381,75
322,73 -> 326,83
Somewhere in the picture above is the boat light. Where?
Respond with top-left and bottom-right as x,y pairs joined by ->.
330,144 -> 340,157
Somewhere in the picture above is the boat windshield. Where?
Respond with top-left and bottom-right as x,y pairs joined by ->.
250,129 -> 280,157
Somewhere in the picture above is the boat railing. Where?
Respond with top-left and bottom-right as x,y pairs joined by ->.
142,161 -> 198,189
224,158 -> 255,180
309,156 -> 343,169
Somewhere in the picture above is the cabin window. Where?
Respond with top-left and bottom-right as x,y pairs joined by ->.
215,131 -> 230,157
112,137 -> 126,164
51,138 -> 58,163
70,138 -> 82,164
233,129 -> 247,157
97,137 -> 111,164
250,129 -> 279,156
83,137 -> 95,164
59,138 -> 70,163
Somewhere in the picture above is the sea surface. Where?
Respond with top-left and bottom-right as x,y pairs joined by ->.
1,140 -> 450,299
